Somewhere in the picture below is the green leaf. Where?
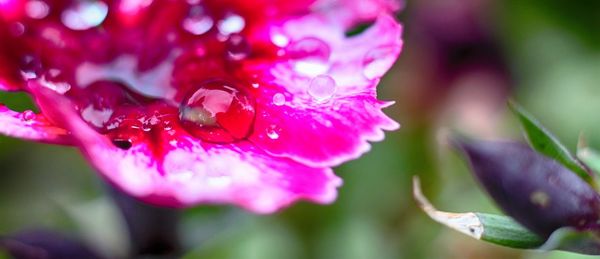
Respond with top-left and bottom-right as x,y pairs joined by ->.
412,177 -> 544,249
509,101 -> 595,186
542,228 -> 600,255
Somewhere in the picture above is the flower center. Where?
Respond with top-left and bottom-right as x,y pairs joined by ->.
179,79 -> 256,143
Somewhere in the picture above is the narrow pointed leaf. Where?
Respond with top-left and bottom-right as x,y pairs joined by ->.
413,177 -> 544,249
509,101 -> 595,185
541,227 -> 600,255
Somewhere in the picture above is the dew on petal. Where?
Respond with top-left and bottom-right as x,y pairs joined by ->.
363,45 -> 398,80
21,110 -> 35,122
81,104 -> 113,128
217,13 -> 245,35
182,6 -> 214,35
61,1 -> 109,30
25,0 -> 49,19
272,93 -> 286,106
226,34 -> 250,61
180,79 -> 255,143
266,125 -> 280,140
271,33 -> 289,47
288,38 -> 331,77
308,75 -> 336,102
9,22 -> 25,36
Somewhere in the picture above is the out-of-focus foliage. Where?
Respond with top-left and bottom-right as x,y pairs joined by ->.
0,0 -> 599,258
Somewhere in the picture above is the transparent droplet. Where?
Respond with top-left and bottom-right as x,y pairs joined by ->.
81,105 -> 113,128
272,93 -> 285,106
266,126 -> 280,140
9,22 -> 25,36
226,34 -> 250,61
25,0 -> 50,19
217,13 -> 245,35
179,79 -> 255,143
182,6 -> 213,35
308,75 -> 336,102
363,45 -> 398,80
61,1 -> 108,30
288,37 -> 331,77
21,110 -> 35,122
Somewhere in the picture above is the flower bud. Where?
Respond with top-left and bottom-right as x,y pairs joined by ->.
455,138 -> 600,238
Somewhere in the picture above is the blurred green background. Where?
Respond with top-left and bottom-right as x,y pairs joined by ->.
1,0 -> 600,258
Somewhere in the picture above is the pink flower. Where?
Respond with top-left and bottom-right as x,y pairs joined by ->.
0,0 -> 402,213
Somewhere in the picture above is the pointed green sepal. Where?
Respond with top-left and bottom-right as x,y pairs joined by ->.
509,101 -> 596,187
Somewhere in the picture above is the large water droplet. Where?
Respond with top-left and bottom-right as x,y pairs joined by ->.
179,79 -> 255,143
217,13 -> 245,35
308,75 -> 336,102
362,45 -> 398,80
225,34 -> 250,61
182,6 -> 213,35
288,37 -> 331,77
25,0 -> 49,19
61,1 -> 108,30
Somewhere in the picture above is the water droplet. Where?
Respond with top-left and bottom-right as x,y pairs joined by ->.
266,126 -> 280,140
21,110 -> 35,122
272,93 -> 285,106
182,6 -> 213,35
9,22 -> 25,36
112,139 -> 133,150
308,75 -> 336,102
251,83 -> 259,88
26,0 -> 49,19
225,34 -> 250,61
271,33 -> 289,47
217,13 -> 245,35
288,37 -> 331,77
20,55 -> 42,80
362,45 -> 398,80
61,1 -> 108,30
38,69 -> 71,94
179,79 -> 255,143
81,105 -> 113,128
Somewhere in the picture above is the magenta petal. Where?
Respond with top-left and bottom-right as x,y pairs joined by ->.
0,104 -> 71,144
30,84 -> 341,213
249,15 -> 401,166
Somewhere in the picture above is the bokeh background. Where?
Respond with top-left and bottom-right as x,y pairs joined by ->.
1,0 -> 600,258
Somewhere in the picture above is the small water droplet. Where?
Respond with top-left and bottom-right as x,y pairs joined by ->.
251,83 -> 259,88
266,126 -> 280,140
25,0 -> 50,19
217,13 -> 245,35
226,34 -> 250,61
272,93 -> 285,106
20,55 -> 42,80
9,22 -> 25,36
363,45 -> 398,80
21,110 -> 35,122
112,139 -> 133,150
81,105 -> 113,128
308,75 -> 336,102
271,33 -> 289,47
61,1 -> 108,30
182,6 -> 213,35
179,79 -> 256,143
